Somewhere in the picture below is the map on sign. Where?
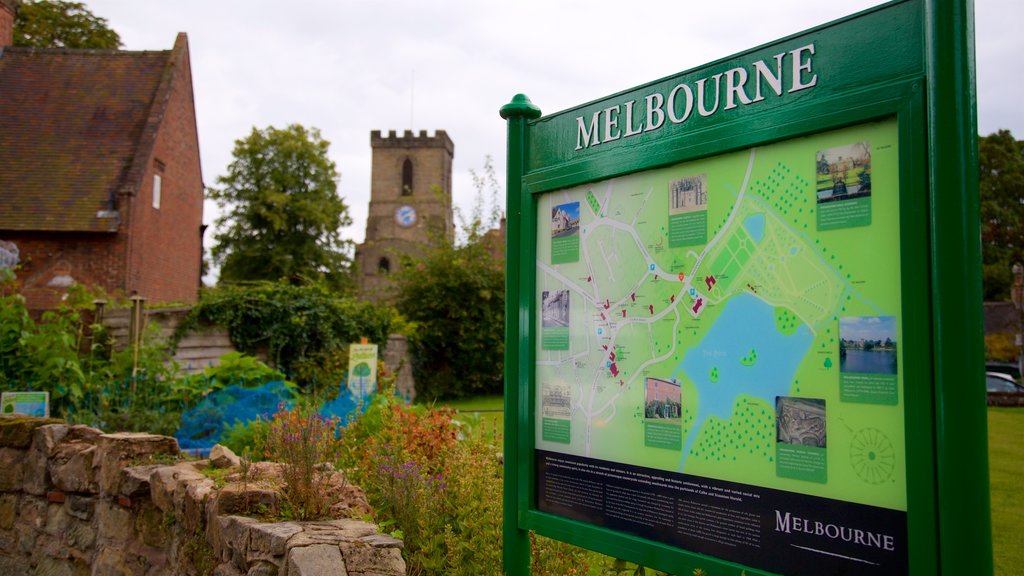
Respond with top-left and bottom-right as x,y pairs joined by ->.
535,119 -> 906,511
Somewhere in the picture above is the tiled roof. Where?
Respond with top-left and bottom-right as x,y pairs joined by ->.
0,46 -> 173,232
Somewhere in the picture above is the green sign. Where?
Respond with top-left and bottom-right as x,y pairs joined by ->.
347,343 -> 378,398
503,1 -> 988,575
1,391 -> 49,418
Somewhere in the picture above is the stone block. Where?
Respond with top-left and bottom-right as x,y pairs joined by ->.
339,540 -> 407,576
0,493 -> 16,530
0,556 -> 29,574
0,529 -> 14,553
32,556 -> 76,576
96,499 -> 134,543
286,544 -> 346,576
92,547 -> 132,576
0,447 -> 25,490
66,494 -> 94,521
23,448 -> 50,495
120,464 -> 161,499
327,518 -> 378,539
32,531 -> 69,560
20,495 -> 47,529
149,463 -> 207,512
49,442 -> 97,493
30,423 -> 69,455
214,563 -> 245,576
44,501 -> 70,537
218,515 -> 258,563
0,415 -> 63,448
246,559 -> 279,576
210,444 -> 241,469
249,522 -> 301,557
135,502 -> 170,549
16,522 -> 37,554
96,432 -> 180,496
63,519 -> 96,551
183,477 -> 215,532
214,483 -> 280,517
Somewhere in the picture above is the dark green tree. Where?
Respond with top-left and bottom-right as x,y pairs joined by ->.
209,124 -> 354,291
392,157 -> 506,400
979,130 -> 1024,301
14,0 -> 121,49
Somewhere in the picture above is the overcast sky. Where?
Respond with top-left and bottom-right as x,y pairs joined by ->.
84,0 -> 1022,279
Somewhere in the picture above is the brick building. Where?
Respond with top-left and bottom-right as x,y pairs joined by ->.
0,4 -> 204,310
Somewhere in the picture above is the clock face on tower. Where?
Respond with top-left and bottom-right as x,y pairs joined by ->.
395,205 -> 417,227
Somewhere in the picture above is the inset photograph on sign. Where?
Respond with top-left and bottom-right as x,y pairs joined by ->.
839,315 -> 898,404
541,289 -> 571,350
644,377 -> 683,450
776,396 -> 828,483
816,141 -> 872,230
668,174 -> 708,248
541,381 -> 572,444
551,202 -> 581,264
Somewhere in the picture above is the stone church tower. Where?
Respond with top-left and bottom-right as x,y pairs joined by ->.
355,130 -> 454,300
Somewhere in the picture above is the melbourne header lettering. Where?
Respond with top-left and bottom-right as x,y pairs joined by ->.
575,44 -> 818,151
775,510 -> 897,552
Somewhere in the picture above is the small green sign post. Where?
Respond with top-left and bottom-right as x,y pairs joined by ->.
502,1 -> 989,574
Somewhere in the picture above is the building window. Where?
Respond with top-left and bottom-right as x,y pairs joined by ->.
378,257 -> 391,274
402,158 -> 413,196
153,174 -> 162,209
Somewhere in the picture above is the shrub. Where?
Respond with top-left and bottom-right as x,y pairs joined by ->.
203,351 -> 285,389
264,404 -> 344,520
392,240 -> 505,400
178,282 -> 396,388
219,417 -> 270,459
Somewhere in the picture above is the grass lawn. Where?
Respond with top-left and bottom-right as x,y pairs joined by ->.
436,394 -> 504,436
989,407 -> 1024,575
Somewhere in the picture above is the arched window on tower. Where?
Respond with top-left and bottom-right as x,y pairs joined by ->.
378,257 -> 391,274
402,158 -> 413,196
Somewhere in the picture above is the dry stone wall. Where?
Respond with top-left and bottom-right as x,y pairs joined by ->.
0,415 -> 406,576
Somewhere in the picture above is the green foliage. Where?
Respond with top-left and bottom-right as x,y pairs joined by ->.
220,417 -> 270,459
985,332 -> 1018,362
209,124 -> 354,291
179,282 -> 395,387
0,271 -> 204,434
979,129 -> 1024,301
203,351 -> 285,389
13,0 -> 122,49
392,156 -> 505,400
393,240 -> 504,400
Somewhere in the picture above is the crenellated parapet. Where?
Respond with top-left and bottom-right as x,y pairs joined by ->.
370,129 -> 454,155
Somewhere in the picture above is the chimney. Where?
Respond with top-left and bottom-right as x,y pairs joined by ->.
0,0 -> 18,48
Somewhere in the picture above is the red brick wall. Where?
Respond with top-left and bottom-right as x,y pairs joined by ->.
8,231 -> 129,310
0,2 -> 14,48
123,34 -> 204,305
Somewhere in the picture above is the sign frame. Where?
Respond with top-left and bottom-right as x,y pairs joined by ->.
501,0 -> 989,574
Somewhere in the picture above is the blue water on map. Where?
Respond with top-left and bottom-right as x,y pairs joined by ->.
675,293 -> 813,469
743,213 -> 765,243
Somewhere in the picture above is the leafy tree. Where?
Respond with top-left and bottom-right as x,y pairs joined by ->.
13,0 -> 122,49
393,157 -> 506,400
979,130 -> 1024,300
209,125 -> 354,291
